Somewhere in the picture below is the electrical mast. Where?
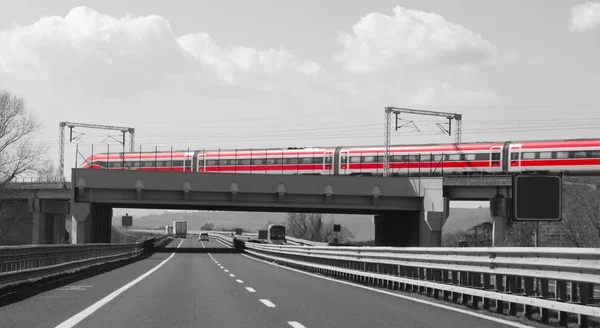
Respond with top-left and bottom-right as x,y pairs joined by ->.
59,122 -> 135,178
383,107 -> 463,177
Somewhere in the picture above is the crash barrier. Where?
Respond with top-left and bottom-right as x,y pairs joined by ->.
241,242 -> 600,328
0,235 -> 170,288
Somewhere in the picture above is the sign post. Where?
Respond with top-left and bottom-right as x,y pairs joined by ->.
513,175 -> 562,247
122,214 -> 133,243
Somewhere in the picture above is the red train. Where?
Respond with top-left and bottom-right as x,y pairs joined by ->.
79,138 -> 600,176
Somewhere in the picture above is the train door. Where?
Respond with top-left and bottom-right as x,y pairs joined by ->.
323,150 -> 334,175
339,150 -> 349,175
197,153 -> 205,172
184,153 -> 192,172
489,146 -> 502,170
508,144 -> 521,173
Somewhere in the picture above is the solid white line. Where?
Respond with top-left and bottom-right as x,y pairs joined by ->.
288,321 -> 306,328
242,254 -> 534,328
54,240 -> 184,328
236,279 -> 244,283
259,299 -> 276,308
246,287 -> 256,292
229,274 -> 235,277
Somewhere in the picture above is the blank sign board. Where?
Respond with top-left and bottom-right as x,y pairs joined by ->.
122,215 -> 133,227
514,175 -> 562,221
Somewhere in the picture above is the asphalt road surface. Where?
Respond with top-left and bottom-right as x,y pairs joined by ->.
0,237 -> 531,328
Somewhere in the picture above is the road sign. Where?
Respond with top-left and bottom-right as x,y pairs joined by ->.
513,175 -> 562,221
122,215 -> 133,227
333,224 -> 341,232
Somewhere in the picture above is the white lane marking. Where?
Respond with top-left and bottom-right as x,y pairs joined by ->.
246,287 -> 256,292
242,254 -> 534,328
224,269 -> 229,272
236,279 -> 244,283
288,322 -> 306,328
57,286 -> 93,291
200,241 -> 205,248
259,299 -> 276,308
54,240 -> 184,328
229,274 -> 235,277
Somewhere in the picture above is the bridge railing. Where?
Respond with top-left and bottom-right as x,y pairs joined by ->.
0,235 -> 169,289
4,177 -> 72,189
243,243 -> 600,327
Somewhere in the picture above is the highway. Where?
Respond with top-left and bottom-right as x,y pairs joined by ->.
0,238 -> 528,328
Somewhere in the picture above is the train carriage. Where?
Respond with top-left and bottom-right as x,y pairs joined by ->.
78,138 -> 600,176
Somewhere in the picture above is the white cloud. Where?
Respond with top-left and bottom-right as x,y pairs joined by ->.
177,33 -> 327,91
332,6 -> 499,74
569,1 -> 600,31
0,6 -> 325,96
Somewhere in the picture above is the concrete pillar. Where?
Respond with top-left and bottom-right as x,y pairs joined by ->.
490,197 -> 510,246
422,211 -> 447,247
30,198 -> 70,245
71,203 -> 113,244
31,211 -> 48,244
71,202 -> 91,244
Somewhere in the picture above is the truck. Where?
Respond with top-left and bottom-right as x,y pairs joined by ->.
173,220 -> 187,238
258,230 -> 268,240
165,225 -> 173,236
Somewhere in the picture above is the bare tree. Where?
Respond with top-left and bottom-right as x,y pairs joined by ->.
284,213 -> 354,243
0,90 -> 44,245
36,162 -> 64,182
0,89 -> 44,188
560,181 -> 600,247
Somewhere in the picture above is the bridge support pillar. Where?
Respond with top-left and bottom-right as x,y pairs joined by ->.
422,210 -> 448,247
29,198 -> 70,245
490,197 -> 510,246
71,203 -> 113,244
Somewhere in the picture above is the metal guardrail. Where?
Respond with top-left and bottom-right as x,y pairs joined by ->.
243,243 -> 600,327
0,235 -> 169,288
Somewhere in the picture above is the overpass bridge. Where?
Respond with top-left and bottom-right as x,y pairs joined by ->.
2,170 -> 544,247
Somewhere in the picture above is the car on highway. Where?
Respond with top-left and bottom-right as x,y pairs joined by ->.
199,232 -> 209,241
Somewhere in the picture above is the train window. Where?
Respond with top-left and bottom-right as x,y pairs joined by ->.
572,151 -> 587,158
421,154 -> 431,162
447,154 -> 461,161
556,152 -> 569,159
110,162 -> 122,168
465,154 -> 476,161
475,153 -> 489,161
350,156 -> 361,163
522,152 -> 536,159
590,151 -> 600,158
363,156 -> 375,162
491,153 -> 501,161
206,160 -> 217,166
341,156 -> 348,164
539,152 -> 552,159
289,158 -> 299,164
130,162 -> 140,167
252,159 -> 264,165
324,157 -> 332,164
240,159 -> 250,165
408,155 -> 419,162
266,159 -> 276,165
433,154 -> 443,162
510,153 -> 519,160
185,160 -> 191,167
390,155 -> 401,162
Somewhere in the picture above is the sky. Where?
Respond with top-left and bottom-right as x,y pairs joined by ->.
1,1 -> 600,214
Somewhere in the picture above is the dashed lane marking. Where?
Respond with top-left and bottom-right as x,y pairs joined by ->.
54,240 -> 184,328
246,287 -> 256,292
259,299 -> 276,308
288,322 -> 307,328
236,279 -> 244,283
242,254 -> 535,328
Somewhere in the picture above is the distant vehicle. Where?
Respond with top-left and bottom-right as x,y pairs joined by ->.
254,225 -> 286,244
199,232 -> 209,241
165,225 -> 173,236
267,224 -> 286,244
173,220 -> 187,238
